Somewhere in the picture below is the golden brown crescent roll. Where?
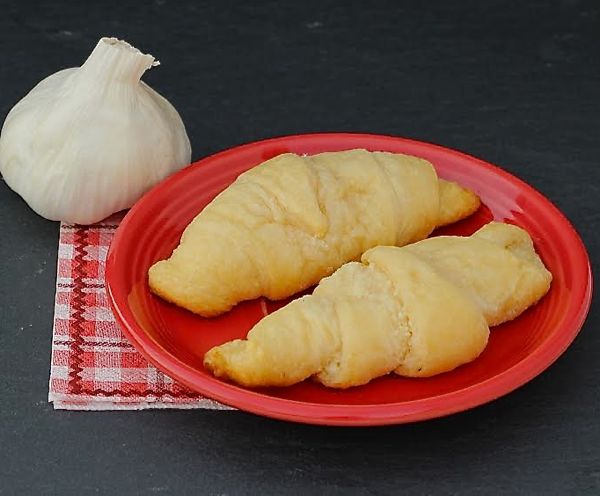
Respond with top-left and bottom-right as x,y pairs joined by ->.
149,149 -> 480,316
204,222 -> 552,388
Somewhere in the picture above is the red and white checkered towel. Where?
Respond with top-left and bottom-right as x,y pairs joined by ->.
48,213 -> 231,410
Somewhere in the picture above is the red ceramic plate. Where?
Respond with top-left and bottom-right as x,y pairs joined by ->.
106,133 -> 592,426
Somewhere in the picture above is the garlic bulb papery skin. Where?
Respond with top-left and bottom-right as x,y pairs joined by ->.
0,37 -> 191,224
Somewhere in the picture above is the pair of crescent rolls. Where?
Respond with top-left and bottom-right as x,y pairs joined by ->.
204,222 -> 552,388
148,149 -> 480,317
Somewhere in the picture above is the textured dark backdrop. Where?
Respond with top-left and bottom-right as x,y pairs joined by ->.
1,0 -> 599,494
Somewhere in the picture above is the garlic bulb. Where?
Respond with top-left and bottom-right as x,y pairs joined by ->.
0,37 -> 191,224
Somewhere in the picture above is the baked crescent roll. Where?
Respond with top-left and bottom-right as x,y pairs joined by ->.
149,149 -> 480,316
204,222 -> 552,388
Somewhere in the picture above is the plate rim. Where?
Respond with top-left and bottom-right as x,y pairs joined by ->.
106,132 -> 593,426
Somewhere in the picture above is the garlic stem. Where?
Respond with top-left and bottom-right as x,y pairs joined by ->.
78,37 -> 158,85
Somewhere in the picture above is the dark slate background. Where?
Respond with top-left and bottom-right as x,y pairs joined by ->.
0,0 -> 598,494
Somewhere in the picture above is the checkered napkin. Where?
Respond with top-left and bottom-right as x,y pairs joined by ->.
48,213 -> 232,410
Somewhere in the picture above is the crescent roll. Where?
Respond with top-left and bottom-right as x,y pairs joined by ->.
149,149 -> 480,316
204,222 -> 552,388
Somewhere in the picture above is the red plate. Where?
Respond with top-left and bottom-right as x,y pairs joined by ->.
106,133 -> 592,426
